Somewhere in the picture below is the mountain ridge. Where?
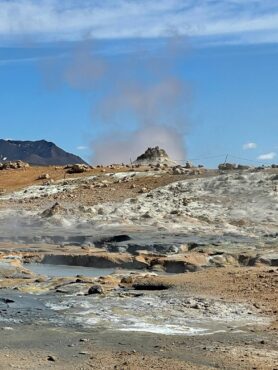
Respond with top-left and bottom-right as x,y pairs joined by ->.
0,139 -> 87,166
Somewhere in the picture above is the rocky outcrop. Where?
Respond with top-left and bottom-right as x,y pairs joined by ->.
136,146 -> 168,161
133,146 -> 177,166
65,163 -> 90,173
0,160 -> 29,170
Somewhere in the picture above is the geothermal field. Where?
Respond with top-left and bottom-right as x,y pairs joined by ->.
0,149 -> 277,369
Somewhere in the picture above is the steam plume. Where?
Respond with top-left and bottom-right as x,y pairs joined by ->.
41,38 -> 190,164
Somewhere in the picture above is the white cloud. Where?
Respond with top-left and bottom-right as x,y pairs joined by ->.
243,142 -> 257,150
0,54 -> 67,66
257,152 -> 276,160
0,1 -> 277,45
76,145 -> 88,150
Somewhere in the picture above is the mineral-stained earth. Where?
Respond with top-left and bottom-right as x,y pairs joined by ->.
0,162 -> 277,369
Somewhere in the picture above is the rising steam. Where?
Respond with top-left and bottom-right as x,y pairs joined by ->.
41,38 -> 190,164
93,124 -> 186,164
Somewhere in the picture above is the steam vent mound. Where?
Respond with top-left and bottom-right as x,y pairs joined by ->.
133,146 -> 177,166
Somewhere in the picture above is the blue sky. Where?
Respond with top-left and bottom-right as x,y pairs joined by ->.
0,0 -> 277,166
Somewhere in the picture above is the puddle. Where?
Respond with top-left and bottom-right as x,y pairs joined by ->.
24,263 -> 115,278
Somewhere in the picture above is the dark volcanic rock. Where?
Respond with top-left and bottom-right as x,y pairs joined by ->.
88,285 -> 104,295
136,146 -> 169,161
133,146 -> 177,166
0,139 -> 87,166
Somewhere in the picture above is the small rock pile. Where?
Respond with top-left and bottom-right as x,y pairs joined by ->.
218,163 -> 250,171
0,160 -> 30,170
172,161 -> 198,175
37,173 -> 50,180
65,163 -> 90,174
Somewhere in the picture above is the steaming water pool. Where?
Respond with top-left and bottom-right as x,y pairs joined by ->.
24,263 -> 115,278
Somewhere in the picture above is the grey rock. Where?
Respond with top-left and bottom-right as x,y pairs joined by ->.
88,285 -> 104,295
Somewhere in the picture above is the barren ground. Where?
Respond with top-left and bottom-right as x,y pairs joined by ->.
0,165 -> 277,369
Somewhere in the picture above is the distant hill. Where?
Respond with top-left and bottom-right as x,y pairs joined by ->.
0,139 -> 88,166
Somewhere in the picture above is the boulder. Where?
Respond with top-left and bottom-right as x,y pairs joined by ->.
88,285 -> 104,295
37,173 -> 50,180
66,164 -> 90,174
41,202 -> 65,218
173,167 -> 182,175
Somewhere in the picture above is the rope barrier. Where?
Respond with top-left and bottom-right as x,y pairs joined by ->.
171,153 -> 271,164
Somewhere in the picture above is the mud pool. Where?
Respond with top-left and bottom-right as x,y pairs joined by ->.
0,284 -> 267,337
24,263 -> 115,278
47,293 -> 266,336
